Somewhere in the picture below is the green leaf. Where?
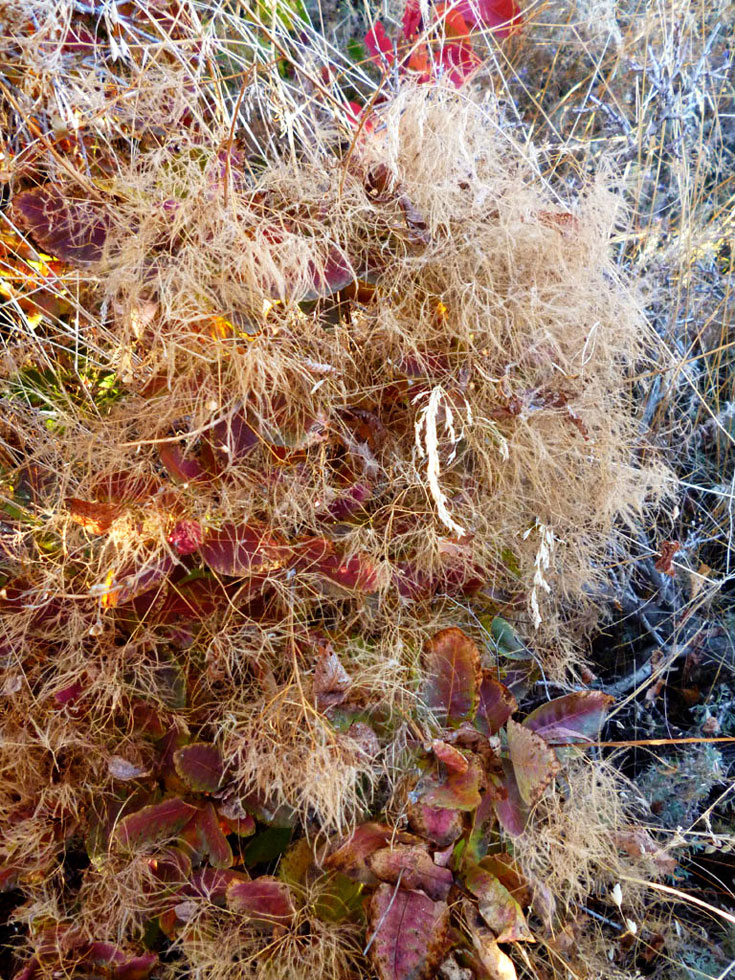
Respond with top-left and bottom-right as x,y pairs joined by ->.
244,826 -> 293,867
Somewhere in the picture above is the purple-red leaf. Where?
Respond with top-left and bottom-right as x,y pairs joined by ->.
159,444 -> 205,483
475,672 -> 517,736
367,885 -> 450,980
506,719 -> 560,807
168,519 -> 204,556
424,627 -> 481,726
492,760 -> 528,838
173,742 -> 224,793
180,802 -> 233,869
189,867 -> 250,903
367,845 -> 453,901
226,877 -> 295,926
523,691 -> 614,745
11,185 -> 110,265
116,798 -> 197,848
407,803 -> 464,847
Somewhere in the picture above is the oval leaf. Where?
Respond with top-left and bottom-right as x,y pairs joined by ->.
424,627 -> 481,726
463,866 -> 533,942
523,691 -> 614,745
116,798 -> 197,848
506,719 -> 560,807
367,884 -> 450,980
226,877 -> 295,927
174,742 -> 224,793
200,523 -> 287,576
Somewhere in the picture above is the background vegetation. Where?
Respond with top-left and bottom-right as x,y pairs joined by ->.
0,1 -> 733,978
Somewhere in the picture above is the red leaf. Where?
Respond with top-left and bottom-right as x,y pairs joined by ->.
523,692 -> 614,746
116,798 -> 198,848
402,0 -> 423,37
292,537 -> 379,593
463,866 -> 533,942
180,802 -> 233,869
424,628 -> 481,726
11,185 -> 110,265
303,247 -> 355,300
226,877 -> 295,926
101,555 -> 175,608
53,680 -> 84,708
421,757 -> 483,811
200,523 -> 287,577
365,21 -> 394,66
475,672 -> 517,736
506,719 -> 560,807
83,944 -> 158,980
168,519 -> 204,556
367,845 -> 453,902
325,823 -> 418,884
431,739 -> 469,773
367,885 -> 450,980
173,742 -> 224,793
454,0 -> 522,36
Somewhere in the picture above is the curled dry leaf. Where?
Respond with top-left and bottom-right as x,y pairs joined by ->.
367,844 -> 454,901
506,719 -> 560,807
367,884 -> 451,980
108,756 -> 148,781
314,643 -> 352,711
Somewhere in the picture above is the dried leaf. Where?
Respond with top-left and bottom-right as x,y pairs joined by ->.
424,628 -> 481,727
314,643 -> 352,710
368,845 -> 454,901
367,884 -> 450,980
506,719 -> 560,807
108,756 -> 148,781
66,498 -> 122,534
173,742 -> 224,793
